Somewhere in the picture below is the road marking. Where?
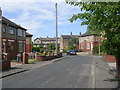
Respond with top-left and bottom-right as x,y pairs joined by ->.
40,77 -> 55,87
92,65 -> 95,88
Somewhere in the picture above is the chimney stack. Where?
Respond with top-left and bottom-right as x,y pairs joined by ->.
79,32 -> 81,35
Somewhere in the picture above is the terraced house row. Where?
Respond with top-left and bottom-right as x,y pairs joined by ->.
0,8 -> 33,60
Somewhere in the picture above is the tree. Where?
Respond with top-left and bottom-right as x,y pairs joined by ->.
67,1 -> 120,77
66,46 -> 74,51
69,38 -> 79,49
47,43 -> 56,50
39,44 -> 44,53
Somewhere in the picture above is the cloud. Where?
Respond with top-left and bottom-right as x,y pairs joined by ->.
1,1 -> 84,40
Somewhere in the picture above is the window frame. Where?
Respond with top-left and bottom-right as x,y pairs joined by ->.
9,27 -> 14,34
18,29 -> 23,36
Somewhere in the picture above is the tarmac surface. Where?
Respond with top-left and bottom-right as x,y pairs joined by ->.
1,54 -> 118,88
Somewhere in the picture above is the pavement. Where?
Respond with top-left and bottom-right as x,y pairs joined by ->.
1,56 -> 68,78
93,56 -> 117,88
77,51 -> 117,77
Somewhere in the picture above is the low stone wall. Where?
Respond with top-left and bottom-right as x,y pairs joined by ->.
0,60 -> 11,71
102,55 -> 116,62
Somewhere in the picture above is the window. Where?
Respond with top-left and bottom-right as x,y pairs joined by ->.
8,41 -> 14,53
18,29 -> 23,36
81,43 -> 84,49
9,27 -> 14,34
2,26 -> 6,33
87,43 -> 90,49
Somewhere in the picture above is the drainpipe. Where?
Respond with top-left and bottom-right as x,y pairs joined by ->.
0,7 -> 2,59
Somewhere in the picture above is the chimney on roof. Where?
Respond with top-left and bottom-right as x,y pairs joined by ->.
0,7 -> 2,18
79,32 -> 81,35
70,32 -> 72,35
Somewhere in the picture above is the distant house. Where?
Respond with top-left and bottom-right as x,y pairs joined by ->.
34,36 -> 60,50
60,34 -> 79,52
26,32 -> 33,53
79,32 -> 101,51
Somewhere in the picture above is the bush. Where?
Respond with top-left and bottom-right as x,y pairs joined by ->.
66,46 -> 74,51
32,47 -> 40,52
93,45 -> 104,54
62,49 -> 67,53
46,50 -> 54,53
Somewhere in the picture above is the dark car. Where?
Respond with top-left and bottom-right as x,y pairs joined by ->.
74,49 -> 83,52
66,50 -> 77,55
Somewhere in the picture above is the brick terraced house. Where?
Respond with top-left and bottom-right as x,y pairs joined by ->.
79,32 -> 101,51
0,8 -> 27,60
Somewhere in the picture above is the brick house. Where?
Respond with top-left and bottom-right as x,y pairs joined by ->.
60,34 -> 79,52
79,32 -> 101,51
34,37 -> 60,50
26,32 -> 33,53
0,8 -> 27,60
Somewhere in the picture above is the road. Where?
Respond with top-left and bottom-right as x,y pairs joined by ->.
2,55 -> 95,88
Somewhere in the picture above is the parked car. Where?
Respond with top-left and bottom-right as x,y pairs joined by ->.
66,50 -> 77,55
74,49 -> 83,52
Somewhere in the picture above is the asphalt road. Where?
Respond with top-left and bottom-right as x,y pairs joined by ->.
2,55 -> 95,88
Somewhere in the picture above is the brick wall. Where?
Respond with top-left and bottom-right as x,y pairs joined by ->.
0,60 -> 11,70
26,44 -> 32,53
102,55 -> 116,62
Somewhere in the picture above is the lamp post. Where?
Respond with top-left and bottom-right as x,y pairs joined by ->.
55,3 -> 58,55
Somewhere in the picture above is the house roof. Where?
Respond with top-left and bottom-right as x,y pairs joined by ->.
26,32 -> 33,37
61,35 -> 79,39
80,32 -> 98,37
34,37 -> 59,41
2,16 -> 27,31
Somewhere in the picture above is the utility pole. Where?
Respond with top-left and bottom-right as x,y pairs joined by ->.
99,37 -> 101,56
55,3 -> 58,55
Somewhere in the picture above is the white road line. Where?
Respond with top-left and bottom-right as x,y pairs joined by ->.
92,65 -> 95,88
40,77 -> 55,87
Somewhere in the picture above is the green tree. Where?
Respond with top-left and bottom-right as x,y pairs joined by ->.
39,44 -> 44,53
47,43 -> 56,50
67,1 -> 120,77
66,46 -> 74,51
32,47 -> 40,52
69,38 -> 79,49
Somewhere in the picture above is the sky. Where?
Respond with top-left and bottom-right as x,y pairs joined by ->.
0,0 -> 87,40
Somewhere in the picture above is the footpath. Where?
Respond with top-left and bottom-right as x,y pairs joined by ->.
94,56 -> 118,88
77,51 -> 118,88
1,56 -> 68,78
